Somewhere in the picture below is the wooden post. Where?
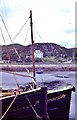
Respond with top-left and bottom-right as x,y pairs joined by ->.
40,87 -> 50,120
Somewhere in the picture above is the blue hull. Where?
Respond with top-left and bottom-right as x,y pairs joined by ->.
36,71 -> 43,74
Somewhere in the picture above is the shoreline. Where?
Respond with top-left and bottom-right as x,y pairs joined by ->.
0,63 -> 77,72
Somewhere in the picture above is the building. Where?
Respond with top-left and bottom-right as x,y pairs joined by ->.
0,60 -> 4,64
3,60 -> 10,63
0,57 -> 4,64
34,50 -> 43,58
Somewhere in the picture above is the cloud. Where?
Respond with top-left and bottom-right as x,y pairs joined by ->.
64,29 -> 75,34
60,40 -> 75,48
0,1 -> 13,18
61,9 -> 72,14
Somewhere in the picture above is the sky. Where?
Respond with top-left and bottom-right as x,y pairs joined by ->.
0,0 -> 76,48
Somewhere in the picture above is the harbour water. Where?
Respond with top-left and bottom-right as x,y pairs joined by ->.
0,71 -> 75,119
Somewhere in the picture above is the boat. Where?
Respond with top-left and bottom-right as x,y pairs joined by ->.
0,10 -> 75,120
36,69 -> 43,74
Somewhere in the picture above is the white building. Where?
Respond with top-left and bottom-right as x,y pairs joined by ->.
0,60 -> 4,64
0,57 -> 4,64
34,50 -> 43,58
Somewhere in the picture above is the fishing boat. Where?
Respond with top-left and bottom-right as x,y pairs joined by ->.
0,10 -> 75,120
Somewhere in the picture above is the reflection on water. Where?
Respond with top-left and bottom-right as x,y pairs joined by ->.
0,71 -> 75,118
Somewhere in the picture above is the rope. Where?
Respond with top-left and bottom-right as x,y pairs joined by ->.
0,14 -> 30,76
0,15 -> 29,59
0,14 -> 20,58
2,70 -> 37,85
13,17 -> 29,41
23,26 -> 29,44
0,94 -> 17,120
0,0 -> 8,27
34,25 -> 44,43
0,14 -> 12,43
0,93 -> 41,120
0,26 -> 12,60
13,74 -> 20,89
0,26 -> 6,43
25,94 -> 42,120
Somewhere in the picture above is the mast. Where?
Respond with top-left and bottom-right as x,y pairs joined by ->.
30,10 -> 36,89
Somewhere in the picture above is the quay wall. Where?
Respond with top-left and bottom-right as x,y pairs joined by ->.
0,64 -> 77,72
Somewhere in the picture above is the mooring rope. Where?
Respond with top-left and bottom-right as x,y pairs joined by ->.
25,94 -> 42,120
0,94 -> 17,120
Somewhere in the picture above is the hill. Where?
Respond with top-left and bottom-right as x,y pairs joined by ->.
1,43 -> 77,63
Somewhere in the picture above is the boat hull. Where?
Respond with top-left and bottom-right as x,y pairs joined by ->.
36,71 -> 43,74
1,86 -> 75,120
48,89 -> 72,120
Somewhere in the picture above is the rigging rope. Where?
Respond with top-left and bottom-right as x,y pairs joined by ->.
25,94 -> 42,120
0,93 -> 42,120
13,17 -> 29,41
0,15 -> 23,59
0,14 -> 37,88
0,14 -> 20,58
2,70 -> 37,85
34,25 -> 44,43
0,0 -> 8,26
0,15 -> 33,88
0,27 -> 10,59
0,14 -> 30,68
23,26 -> 29,44
0,14 -> 12,43
0,94 -> 17,120
0,26 -> 6,43
13,74 -> 20,89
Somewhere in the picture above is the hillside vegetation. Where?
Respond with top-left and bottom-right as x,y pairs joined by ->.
1,43 -> 77,64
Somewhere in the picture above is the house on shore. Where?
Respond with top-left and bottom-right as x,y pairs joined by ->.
34,50 -> 43,58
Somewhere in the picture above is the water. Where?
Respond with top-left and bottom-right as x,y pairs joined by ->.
0,71 -> 75,118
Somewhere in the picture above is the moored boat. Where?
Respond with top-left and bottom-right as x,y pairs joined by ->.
0,83 -> 75,120
0,10 -> 75,120
36,69 -> 43,74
